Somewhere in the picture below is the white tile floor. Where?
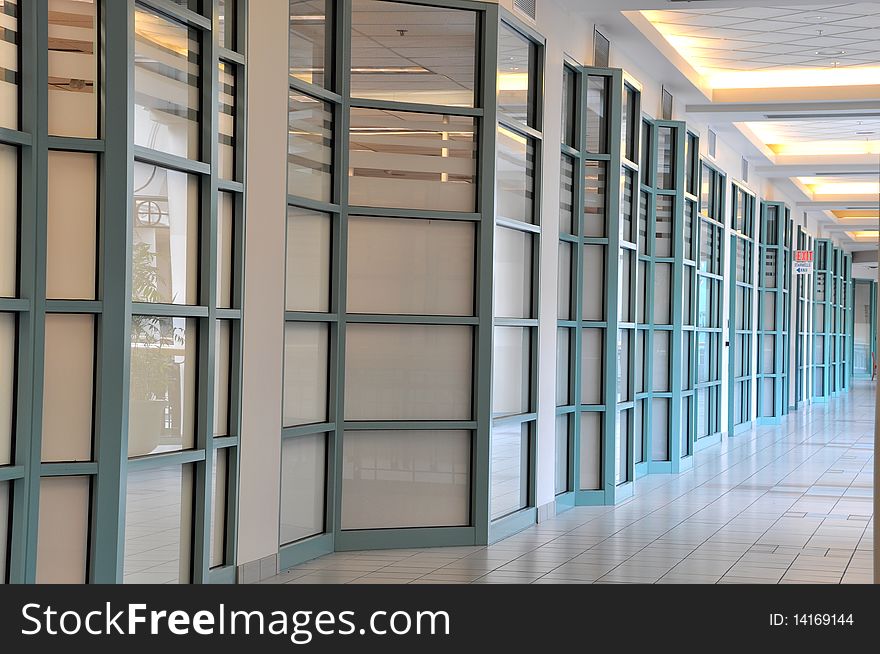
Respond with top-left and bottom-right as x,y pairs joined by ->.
264,381 -> 875,584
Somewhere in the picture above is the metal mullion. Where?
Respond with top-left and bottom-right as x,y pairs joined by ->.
133,146 -> 211,175
0,299 -> 28,312
38,462 -> 99,477
346,314 -> 479,326
285,311 -> 338,323
0,467 -> 25,483
282,423 -> 336,439
126,449 -> 207,471
349,97 -> 482,118
348,207 -> 480,222
217,47 -> 245,65
44,300 -> 103,314
497,114 -> 542,141
218,179 -> 243,193
0,128 -> 31,147
288,77 -> 342,105
344,421 -> 478,431
213,435 -> 238,450
496,216 -> 540,234
140,0 -> 212,30
215,308 -> 241,320
288,195 -> 341,214
130,303 -> 209,318
46,136 -> 105,152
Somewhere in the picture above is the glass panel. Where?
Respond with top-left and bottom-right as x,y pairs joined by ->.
347,216 -> 474,316
761,378 -> 775,417
490,422 -> 528,520
343,430 -> 470,529
656,126 -> 674,190
581,328 -> 603,405
494,226 -> 532,319
123,465 -> 193,584
132,163 -> 199,305
684,201 -> 694,259
128,317 -> 197,458
289,0 -> 329,88
0,313 -> 12,466
579,412 -> 601,490
635,329 -> 645,393
621,84 -> 636,162
351,0 -> 477,107
654,262 -> 671,324
617,330 -> 630,402
653,330 -> 670,392
0,145 -> 16,297
615,409 -> 629,485
762,334 -> 775,374
218,61 -> 236,179
492,326 -> 530,417
683,269 -> 693,325
764,249 -> 778,288
682,330 -> 691,390
42,314 -> 94,462
288,92 -> 333,203
582,244 -> 605,320
697,333 -> 709,383
0,0 -> 18,130
651,398 -> 669,462
283,322 -> 328,427
0,481 -> 7,583
634,399 -> 644,464
349,109 -> 477,212
280,433 -> 326,543
559,155 -> 574,234
585,75 -> 607,154
583,161 -> 606,237
214,320 -> 231,437
346,324 -> 473,420
286,207 -> 331,313
763,292 -> 776,331
210,448 -> 227,568
621,168 -> 635,243
47,151 -> 97,300
557,241 -> 572,320
497,22 -> 535,125
134,6 -> 200,159
681,395 -> 691,455
638,191 -> 648,255
655,195 -> 673,258
555,415 -> 568,494
496,126 -> 535,223
556,328 -> 570,406
48,0 -> 98,138
640,121 -> 651,186
36,476 -> 90,584
636,260 -> 646,324
619,250 -> 632,322
217,192 -> 234,308
218,0 -> 236,50
561,66 -> 576,148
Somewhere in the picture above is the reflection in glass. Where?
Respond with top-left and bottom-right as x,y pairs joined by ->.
0,0 -> 18,130
281,434 -> 326,542
555,415 -> 568,494
217,192 -> 234,308
347,216 -> 474,316
218,0 -> 236,51
656,126 -> 674,190
0,145 -> 17,297
124,465 -> 194,584
42,314 -> 94,462
134,6 -> 200,159
218,61 -> 236,179
586,76 -> 607,154
47,151 -> 97,300
349,109 -> 477,212
132,163 -> 199,305
286,207 -> 331,312
342,430 -> 470,529
581,328 -> 603,405
558,242 -> 572,320
128,317 -> 197,458
283,322 -> 329,427
0,313 -> 13,466
582,244 -> 605,321
622,84 -> 637,162
494,226 -> 532,319
492,326 -> 530,417
214,320 -> 231,437
490,422 -> 529,520
556,328 -> 569,406
579,412 -> 601,490
210,448 -> 227,568
497,126 -> 535,223
561,66 -> 576,148
0,481 -> 8,583
497,22 -> 536,125
583,161 -> 606,237
351,0 -> 477,107
288,92 -> 333,202
559,155 -> 574,234
290,0 -> 329,88
48,0 -> 98,138
36,476 -> 90,583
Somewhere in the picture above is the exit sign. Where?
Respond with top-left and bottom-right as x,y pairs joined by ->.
794,250 -> 813,274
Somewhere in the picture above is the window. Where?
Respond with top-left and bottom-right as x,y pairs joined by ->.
48,0 -> 98,138
497,23 -> 538,126
280,434 -> 326,543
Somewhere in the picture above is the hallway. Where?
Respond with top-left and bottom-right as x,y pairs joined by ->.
265,382 -> 875,585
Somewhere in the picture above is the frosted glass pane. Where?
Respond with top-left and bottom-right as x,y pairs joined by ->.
653,330 -> 669,392
0,0 -> 18,130
555,415 -> 568,494
124,465 -> 193,584
636,260 -> 646,324
696,387 -> 709,438
619,250 -> 632,322
214,320 -> 231,437
579,412 -> 601,490
682,331 -> 691,391
763,292 -> 776,330
681,396 -> 691,455
655,195 -> 673,257
634,399 -> 644,464
635,329 -> 645,393
288,93 -> 332,202
132,163 -> 199,305
584,161 -> 606,236
218,0 -> 236,50
283,322 -> 328,427
559,155 -> 574,234
351,0 -> 477,107
346,324 -> 472,420
347,216 -> 474,316
761,378 -> 775,417
496,126 -> 535,223
492,326 -> 530,417
0,481 -> 7,584
494,226 -> 532,319
490,423 -> 528,520
556,328 -> 570,407
762,334 -> 775,374
0,314 -> 14,466
42,314 -> 94,462
615,410 -> 629,485
763,249 -> 778,288
210,448 -> 227,568
617,330 -> 630,402
654,262 -> 671,324
281,434 -> 326,543
651,398 -> 669,462
286,207 -> 331,313
349,109 -> 477,212
218,61 -> 236,180
134,6 -> 199,159
582,244 -> 605,320
290,0 -> 328,88
217,192 -> 234,308
48,0 -> 98,138
0,145 -> 17,297
580,328 -> 603,405
342,430 -> 469,529
47,151 -> 97,299
557,242 -> 572,320
683,271 -> 693,325
129,317 -> 197,458
36,476 -> 90,583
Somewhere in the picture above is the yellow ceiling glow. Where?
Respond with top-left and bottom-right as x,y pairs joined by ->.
798,178 -> 880,195
846,230 -> 880,241
759,140 -> 880,156
833,210 -> 880,221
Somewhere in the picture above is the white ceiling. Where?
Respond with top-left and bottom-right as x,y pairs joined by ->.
747,118 -> 880,143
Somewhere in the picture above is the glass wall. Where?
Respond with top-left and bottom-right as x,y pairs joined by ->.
729,182 -> 756,431
852,279 -> 875,378
795,226 -> 814,405
813,240 -> 833,399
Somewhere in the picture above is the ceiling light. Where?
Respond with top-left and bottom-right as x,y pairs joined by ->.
856,130 -> 875,135
846,230 -> 880,241
816,49 -> 845,56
